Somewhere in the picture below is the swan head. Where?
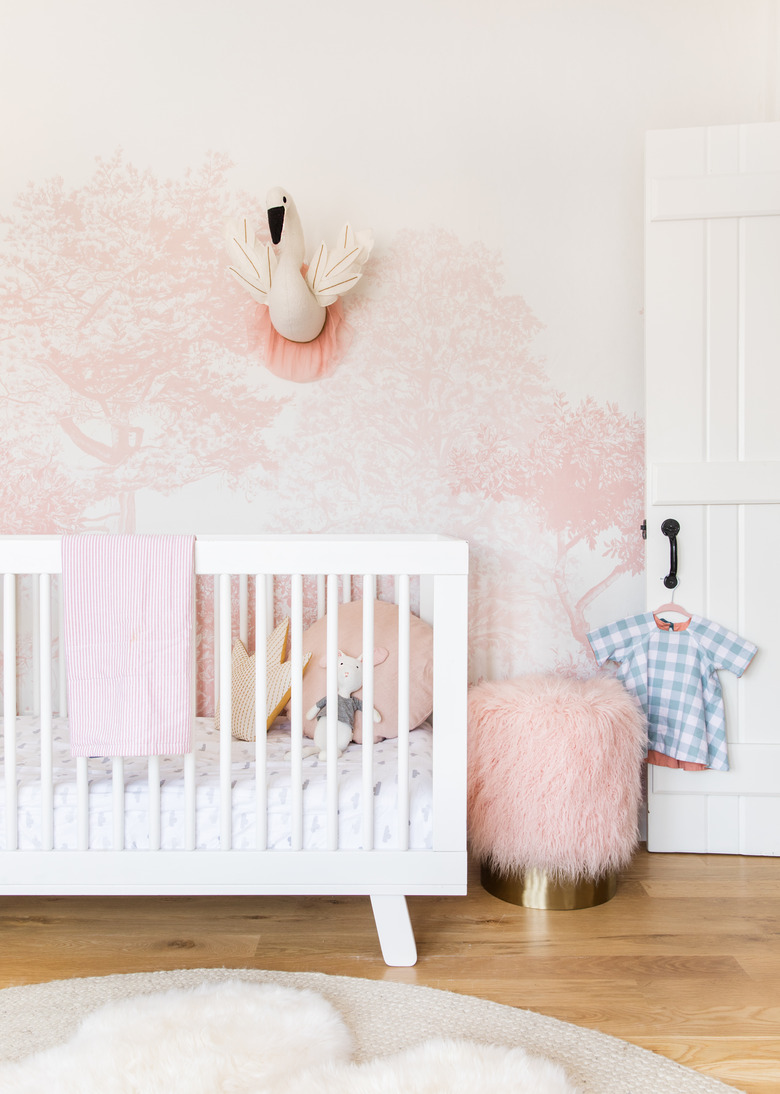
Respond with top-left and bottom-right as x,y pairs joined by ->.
266,187 -> 301,248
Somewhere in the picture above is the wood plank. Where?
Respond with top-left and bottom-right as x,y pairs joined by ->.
650,170 -> 780,221
641,879 -> 780,900
630,1038 -> 780,1093
651,460 -> 780,506
737,954 -> 780,981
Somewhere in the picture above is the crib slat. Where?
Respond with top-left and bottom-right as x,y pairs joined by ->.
341,574 -> 351,603
218,573 -> 232,850
362,583 -> 375,851
290,573 -> 304,851
112,758 -> 125,849
39,574 -> 54,850
57,576 -> 67,717
431,573 -> 469,850
148,755 -> 161,850
31,577 -> 40,717
76,756 -> 89,850
255,572 -> 268,850
185,579 -> 196,851
3,573 -> 18,850
397,573 -> 411,851
213,576 -> 221,712
326,574 -> 339,850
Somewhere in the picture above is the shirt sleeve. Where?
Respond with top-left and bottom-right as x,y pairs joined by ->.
692,618 -> 757,677
587,614 -> 648,666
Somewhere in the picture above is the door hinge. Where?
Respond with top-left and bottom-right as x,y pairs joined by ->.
640,520 -> 647,540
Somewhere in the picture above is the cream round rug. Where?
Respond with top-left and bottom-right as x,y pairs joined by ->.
0,968 -> 742,1094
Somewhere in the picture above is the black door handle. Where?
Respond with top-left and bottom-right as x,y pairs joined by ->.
661,519 -> 680,589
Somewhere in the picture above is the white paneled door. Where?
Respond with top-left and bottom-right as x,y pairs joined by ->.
645,123 -> 780,855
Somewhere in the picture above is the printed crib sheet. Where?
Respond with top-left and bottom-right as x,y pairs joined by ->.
0,717 -> 434,852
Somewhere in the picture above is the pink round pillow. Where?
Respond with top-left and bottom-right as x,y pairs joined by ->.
300,600 -> 434,742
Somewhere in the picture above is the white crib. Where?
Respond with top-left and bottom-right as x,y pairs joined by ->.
0,534 -> 469,966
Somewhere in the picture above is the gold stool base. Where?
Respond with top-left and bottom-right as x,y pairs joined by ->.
481,862 -> 618,910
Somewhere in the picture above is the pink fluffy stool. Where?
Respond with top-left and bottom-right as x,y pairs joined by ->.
467,674 -> 646,909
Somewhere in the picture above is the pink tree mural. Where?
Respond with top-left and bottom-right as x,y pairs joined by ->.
520,395 -> 644,646
278,228 -> 551,533
0,433 -> 92,534
449,394 -> 644,659
0,151 -> 287,533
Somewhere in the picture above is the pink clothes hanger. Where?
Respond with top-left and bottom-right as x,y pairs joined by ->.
654,576 -> 691,620
654,600 -> 692,618
654,585 -> 692,620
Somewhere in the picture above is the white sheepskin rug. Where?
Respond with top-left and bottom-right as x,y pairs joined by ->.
0,980 -> 579,1094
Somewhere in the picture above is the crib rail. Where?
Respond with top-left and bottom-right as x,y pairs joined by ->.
0,533 -> 468,578
0,536 -> 468,891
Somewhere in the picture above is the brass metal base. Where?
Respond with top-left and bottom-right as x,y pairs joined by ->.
481,862 -> 618,910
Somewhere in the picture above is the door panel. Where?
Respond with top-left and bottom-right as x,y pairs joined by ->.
645,123 -> 780,855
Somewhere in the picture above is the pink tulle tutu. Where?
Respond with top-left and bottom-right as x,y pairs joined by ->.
250,299 -> 352,382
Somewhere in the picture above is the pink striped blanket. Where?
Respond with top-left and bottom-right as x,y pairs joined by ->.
62,534 -> 195,757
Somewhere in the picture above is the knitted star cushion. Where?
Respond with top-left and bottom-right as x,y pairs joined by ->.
215,619 -> 312,741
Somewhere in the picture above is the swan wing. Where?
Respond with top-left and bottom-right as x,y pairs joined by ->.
225,217 -> 276,305
306,223 -> 373,306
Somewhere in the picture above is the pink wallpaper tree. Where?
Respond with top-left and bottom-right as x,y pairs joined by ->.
448,394 -> 644,659
521,395 -> 644,647
0,151 -> 287,533
276,228 -> 551,533
0,432 -> 92,534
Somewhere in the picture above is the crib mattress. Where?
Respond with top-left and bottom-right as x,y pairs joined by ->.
0,717 -> 433,852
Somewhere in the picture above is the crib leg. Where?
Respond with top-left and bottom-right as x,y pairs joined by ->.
370,894 -> 417,967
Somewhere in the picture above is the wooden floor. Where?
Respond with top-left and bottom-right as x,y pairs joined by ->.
1,848 -> 778,1093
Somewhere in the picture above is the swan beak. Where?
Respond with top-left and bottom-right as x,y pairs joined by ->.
268,205 -> 285,245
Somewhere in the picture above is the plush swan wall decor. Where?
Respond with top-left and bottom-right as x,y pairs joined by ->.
226,188 -> 373,351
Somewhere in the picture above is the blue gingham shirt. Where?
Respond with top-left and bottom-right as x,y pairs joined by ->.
587,613 -> 757,771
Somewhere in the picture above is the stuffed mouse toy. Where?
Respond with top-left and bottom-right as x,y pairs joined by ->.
304,648 -> 387,760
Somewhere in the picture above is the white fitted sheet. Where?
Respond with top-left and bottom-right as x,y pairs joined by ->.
0,716 -> 433,852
